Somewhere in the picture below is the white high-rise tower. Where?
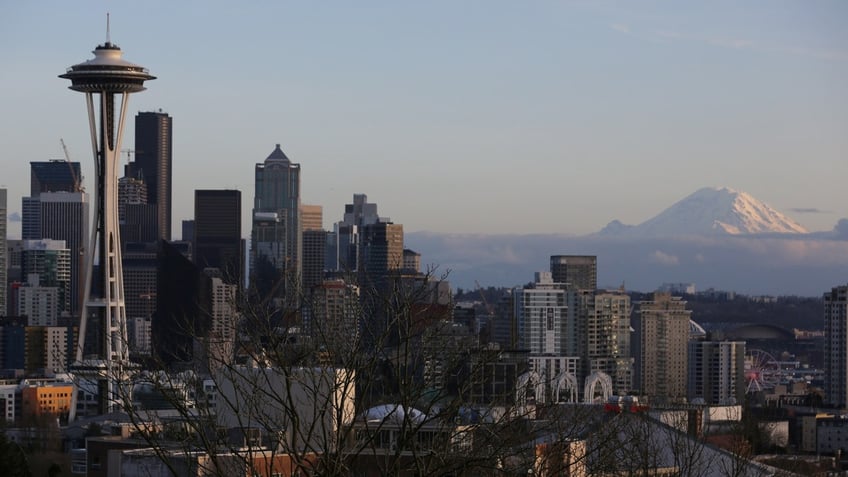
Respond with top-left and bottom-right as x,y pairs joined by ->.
60,28 -> 155,418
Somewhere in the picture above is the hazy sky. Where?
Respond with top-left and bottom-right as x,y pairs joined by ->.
1,1 -> 846,239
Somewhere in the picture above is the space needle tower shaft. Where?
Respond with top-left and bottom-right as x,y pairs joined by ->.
60,26 -> 155,418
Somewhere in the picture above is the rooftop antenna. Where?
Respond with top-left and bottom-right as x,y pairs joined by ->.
106,12 -> 111,44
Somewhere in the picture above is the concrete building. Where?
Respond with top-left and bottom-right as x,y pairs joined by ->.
688,340 -> 746,405
824,284 -> 848,408
215,365 -> 355,453
636,292 -> 692,404
17,275 -> 61,327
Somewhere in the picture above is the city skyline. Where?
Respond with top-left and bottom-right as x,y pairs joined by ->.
1,2 -> 846,240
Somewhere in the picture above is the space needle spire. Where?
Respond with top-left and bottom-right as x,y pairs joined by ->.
60,26 -> 155,419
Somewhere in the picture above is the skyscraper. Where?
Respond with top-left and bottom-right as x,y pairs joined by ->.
636,292 -> 691,404
22,192 -> 89,315
30,160 -> 81,196
824,284 -> 848,407
550,255 -> 597,291
134,111 -> 172,241
252,144 -> 301,298
194,190 -> 243,287
583,291 -> 633,396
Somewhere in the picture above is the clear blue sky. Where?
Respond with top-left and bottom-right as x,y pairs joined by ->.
1,1 -> 846,239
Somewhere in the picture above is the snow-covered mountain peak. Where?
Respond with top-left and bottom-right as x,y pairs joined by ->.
599,187 -> 808,237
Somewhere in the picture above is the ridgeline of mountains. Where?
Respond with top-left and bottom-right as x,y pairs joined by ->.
407,187 -> 848,297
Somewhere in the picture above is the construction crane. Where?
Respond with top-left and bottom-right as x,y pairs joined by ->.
474,280 -> 495,316
59,138 -> 84,192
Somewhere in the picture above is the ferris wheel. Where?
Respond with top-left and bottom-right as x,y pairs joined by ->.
745,349 -> 781,393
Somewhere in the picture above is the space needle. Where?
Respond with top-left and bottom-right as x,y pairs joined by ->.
60,21 -> 155,419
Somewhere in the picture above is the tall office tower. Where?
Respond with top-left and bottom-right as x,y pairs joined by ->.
326,194 -> 383,273
154,240 -> 206,367
181,220 -> 195,243
30,160 -> 82,195
824,285 -> 848,407
302,229 -> 328,293
121,242 -> 157,356
252,144 -> 301,299
6,240 -> 22,317
636,292 -> 692,404
0,189 -> 6,315
134,111 -> 172,241
688,340 -> 745,405
61,35 -> 154,417
360,221 -> 404,281
194,190 -> 243,287
301,204 -> 325,293
514,272 -> 581,403
21,239 -> 72,315
22,192 -> 89,315
301,204 -> 323,232
583,291 -> 633,396
550,255 -> 597,291
118,174 -> 147,220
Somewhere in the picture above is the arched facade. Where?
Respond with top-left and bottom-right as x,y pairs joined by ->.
583,371 -> 613,403
553,371 -> 579,403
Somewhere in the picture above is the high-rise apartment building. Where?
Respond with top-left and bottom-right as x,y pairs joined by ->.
824,285 -> 848,407
252,145 -> 301,299
134,111 -> 173,241
22,192 -> 89,315
636,292 -> 692,404
550,255 -> 597,291
194,190 -> 243,287
583,291 -> 633,396
514,272 -> 581,402
688,340 -> 745,405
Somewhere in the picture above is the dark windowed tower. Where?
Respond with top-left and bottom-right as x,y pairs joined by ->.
134,111 -> 172,241
30,160 -> 82,196
550,255 -> 597,291
194,190 -> 243,288
251,145 -> 301,301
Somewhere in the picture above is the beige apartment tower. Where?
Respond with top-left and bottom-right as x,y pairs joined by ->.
637,292 -> 692,404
